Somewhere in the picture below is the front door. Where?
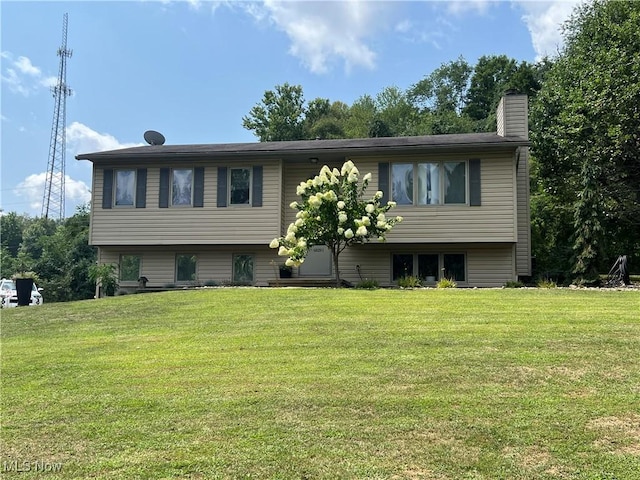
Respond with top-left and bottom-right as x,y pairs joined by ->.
299,245 -> 332,277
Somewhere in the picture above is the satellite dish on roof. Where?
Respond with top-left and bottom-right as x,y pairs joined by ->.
144,130 -> 166,146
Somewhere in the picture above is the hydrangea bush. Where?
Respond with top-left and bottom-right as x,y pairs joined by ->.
270,160 -> 402,286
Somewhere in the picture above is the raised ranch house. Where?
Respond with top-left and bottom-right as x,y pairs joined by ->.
76,93 -> 531,290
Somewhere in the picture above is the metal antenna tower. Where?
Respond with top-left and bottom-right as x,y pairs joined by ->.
42,13 -> 72,220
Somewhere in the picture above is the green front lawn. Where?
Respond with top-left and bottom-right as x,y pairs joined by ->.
1,288 -> 639,479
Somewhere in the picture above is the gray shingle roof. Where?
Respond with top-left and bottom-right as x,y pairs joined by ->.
76,132 -> 529,162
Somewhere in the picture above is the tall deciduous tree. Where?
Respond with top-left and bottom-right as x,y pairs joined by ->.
242,83 -> 306,141
530,0 -> 640,278
408,56 -> 472,115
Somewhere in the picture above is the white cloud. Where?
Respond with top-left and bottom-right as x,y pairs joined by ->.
14,172 -> 91,212
1,52 -> 55,97
7,123 -> 140,216
40,76 -> 58,88
243,1 -> 390,74
66,122 -> 144,155
516,0 -> 586,60
446,0 -> 492,16
14,56 -> 41,76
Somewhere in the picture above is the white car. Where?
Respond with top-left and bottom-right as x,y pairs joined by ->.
0,278 -> 44,308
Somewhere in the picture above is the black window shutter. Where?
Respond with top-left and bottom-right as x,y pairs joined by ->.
194,167 -> 205,207
252,166 -> 263,207
159,168 -> 170,208
217,167 -> 228,207
469,159 -> 481,206
378,162 -> 390,205
102,169 -> 113,209
135,168 -> 147,208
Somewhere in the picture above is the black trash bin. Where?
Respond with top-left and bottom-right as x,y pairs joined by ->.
16,278 -> 34,306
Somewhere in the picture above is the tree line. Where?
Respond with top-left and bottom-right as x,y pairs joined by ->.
2,0 -> 637,302
1,206 -> 96,302
243,0 -> 639,282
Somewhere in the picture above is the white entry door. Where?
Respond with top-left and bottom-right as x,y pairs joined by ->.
299,245 -> 332,277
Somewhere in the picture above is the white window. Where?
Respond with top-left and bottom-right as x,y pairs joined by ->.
119,255 -> 141,282
176,254 -> 197,283
392,161 -> 466,205
115,170 -> 136,206
229,168 -> 251,205
233,254 -> 254,284
172,169 -> 193,206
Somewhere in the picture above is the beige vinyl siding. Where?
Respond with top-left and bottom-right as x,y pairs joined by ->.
516,148 -> 532,276
497,94 -> 532,277
332,243 -> 515,287
100,245 -> 279,288
283,153 -> 517,243
497,94 -> 528,138
91,160 -> 283,246
100,242 -> 516,289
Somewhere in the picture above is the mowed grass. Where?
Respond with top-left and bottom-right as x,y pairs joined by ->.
1,288 -> 639,479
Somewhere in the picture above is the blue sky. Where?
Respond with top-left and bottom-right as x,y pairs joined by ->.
1,0 -> 583,217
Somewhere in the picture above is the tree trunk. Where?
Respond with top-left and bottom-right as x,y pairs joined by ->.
332,244 -> 341,288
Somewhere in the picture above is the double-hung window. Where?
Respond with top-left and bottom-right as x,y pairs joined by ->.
392,161 -> 467,205
216,166 -> 263,208
103,168 -> 147,209
229,168 -> 251,205
159,167 -> 204,208
115,170 -> 136,206
119,254 -> 141,282
171,169 -> 194,206
233,254 -> 254,284
176,254 -> 197,283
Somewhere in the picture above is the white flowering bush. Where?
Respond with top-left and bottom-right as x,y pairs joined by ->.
270,160 -> 402,286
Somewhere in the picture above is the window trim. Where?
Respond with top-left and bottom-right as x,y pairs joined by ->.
114,169 -> 137,207
391,252 -> 467,284
391,160 -> 468,206
228,166 -> 252,206
175,253 -> 197,284
232,253 -> 255,284
119,254 -> 141,283
171,168 -> 195,207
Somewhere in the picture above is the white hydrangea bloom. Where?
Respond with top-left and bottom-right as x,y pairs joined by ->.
344,228 -> 354,239
356,225 -> 368,236
365,204 -> 375,214
341,160 -> 354,176
269,238 -> 280,249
